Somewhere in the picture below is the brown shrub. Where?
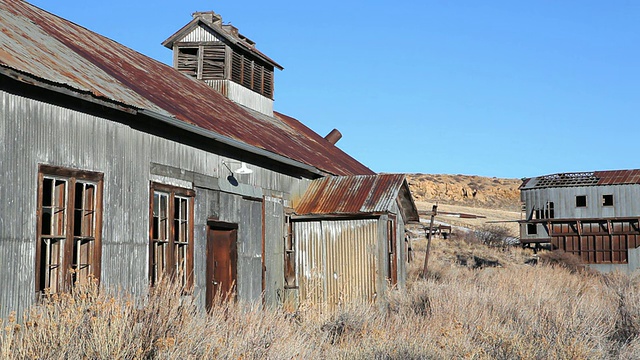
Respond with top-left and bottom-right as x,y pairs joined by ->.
538,250 -> 588,273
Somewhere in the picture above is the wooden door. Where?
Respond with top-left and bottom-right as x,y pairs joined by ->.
206,226 -> 237,309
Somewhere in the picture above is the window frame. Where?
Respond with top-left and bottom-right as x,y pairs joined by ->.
576,195 -> 587,208
148,182 -> 195,289
602,194 -> 614,207
35,165 -> 103,295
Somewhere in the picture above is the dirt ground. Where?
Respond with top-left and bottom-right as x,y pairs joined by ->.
413,201 -> 521,237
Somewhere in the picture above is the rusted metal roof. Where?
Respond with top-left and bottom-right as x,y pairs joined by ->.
294,174 -> 419,221
0,0 -> 373,177
521,169 -> 640,190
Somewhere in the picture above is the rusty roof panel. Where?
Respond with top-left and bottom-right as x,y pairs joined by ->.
0,0 -> 373,177
295,174 -> 408,216
521,169 -> 640,190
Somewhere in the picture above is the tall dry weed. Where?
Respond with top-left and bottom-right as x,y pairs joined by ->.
3,247 -> 640,358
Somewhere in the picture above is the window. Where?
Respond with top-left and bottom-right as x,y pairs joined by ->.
149,183 -> 194,288
545,202 -> 555,219
176,44 -> 225,81
527,223 -> 538,235
603,194 -> 614,206
283,215 -> 297,289
576,195 -> 587,208
36,165 -> 103,294
387,219 -> 398,285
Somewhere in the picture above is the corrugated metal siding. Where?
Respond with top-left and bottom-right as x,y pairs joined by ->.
224,81 -> 274,116
295,221 -> 324,305
0,90 -> 303,317
522,185 -> 640,220
294,219 -> 378,310
179,26 -> 224,43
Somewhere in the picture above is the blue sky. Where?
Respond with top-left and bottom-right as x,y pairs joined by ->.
28,1 -> 639,178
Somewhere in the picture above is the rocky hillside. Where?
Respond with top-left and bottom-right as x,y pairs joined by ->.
406,174 -> 522,211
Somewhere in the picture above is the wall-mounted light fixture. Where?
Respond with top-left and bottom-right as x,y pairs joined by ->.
235,162 -> 253,174
221,160 -> 253,187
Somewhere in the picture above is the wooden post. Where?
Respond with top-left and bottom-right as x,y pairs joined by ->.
422,204 -> 438,277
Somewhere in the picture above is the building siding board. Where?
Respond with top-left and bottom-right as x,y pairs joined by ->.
264,196 -> 285,308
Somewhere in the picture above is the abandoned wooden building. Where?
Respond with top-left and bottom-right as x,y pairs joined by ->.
519,170 -> 640,272
0,0 -> 418,319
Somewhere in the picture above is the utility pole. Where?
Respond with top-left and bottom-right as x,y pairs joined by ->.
422,204 -> 438,277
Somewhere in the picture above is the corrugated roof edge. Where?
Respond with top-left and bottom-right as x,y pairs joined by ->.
520,169 -> 640,190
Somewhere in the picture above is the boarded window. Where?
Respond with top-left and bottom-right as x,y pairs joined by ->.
36,165 -> 103,294
150,183 -> 194,289
576,195 -> 587,208
177,47 -> 199,78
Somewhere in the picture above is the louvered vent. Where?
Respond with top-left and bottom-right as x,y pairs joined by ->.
201,44 -> 225,80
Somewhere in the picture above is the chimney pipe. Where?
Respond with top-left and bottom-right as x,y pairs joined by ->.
324,129 -> 342,145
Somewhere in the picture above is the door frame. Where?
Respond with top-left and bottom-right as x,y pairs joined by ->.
206,219 -> 238,309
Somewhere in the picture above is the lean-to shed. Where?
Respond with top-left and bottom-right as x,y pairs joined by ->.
289,174 -> 419,309
0,0 -> 418,319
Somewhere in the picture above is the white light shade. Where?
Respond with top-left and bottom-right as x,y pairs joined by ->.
235,162 -> 253,174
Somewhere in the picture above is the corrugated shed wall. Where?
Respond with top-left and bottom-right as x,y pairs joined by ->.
294,219 -> 379,310
0,90 -> 298,318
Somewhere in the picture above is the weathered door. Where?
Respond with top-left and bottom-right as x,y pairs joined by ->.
206,225 -> 237,309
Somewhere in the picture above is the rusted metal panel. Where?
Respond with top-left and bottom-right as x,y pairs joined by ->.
294,174 -> 418,221
294,219 -> 378,310
0,0 -> 373,177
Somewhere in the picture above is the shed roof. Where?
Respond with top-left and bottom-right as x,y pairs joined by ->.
294,174 -> 419,222
520,169 -> 640,190
0,0 -> 373,177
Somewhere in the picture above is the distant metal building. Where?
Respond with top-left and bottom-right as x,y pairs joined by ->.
519,170 -> 640,272
0,1 -> 417,319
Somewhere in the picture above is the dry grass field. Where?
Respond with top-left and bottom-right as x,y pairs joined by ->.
3,175 -> 640,358
3,235 -> 640,359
